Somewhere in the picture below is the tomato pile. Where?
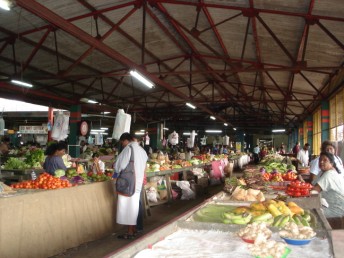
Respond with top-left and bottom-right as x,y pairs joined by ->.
11,172 -> 73,190
286,180 -> 312,197
282,171 -> 298,181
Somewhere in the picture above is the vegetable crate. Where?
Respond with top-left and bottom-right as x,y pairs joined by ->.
196,177 -> 209,188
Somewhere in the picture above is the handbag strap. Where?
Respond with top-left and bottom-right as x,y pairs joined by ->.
129,145 -> 134,163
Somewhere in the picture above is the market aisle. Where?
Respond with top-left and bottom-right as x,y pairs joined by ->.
50,184 -> 224,258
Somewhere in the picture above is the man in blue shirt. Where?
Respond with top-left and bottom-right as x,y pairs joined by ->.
253,145 -> 260,164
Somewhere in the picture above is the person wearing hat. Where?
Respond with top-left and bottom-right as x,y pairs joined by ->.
113,133 -> 148,239
297,143 -> 310,167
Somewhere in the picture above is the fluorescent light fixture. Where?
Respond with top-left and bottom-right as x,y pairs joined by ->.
140,129 -> 145,132
272,129 -> 285,133
11,79 -> 33,88
102,111 -> 110,114
135,132 -> 145,135
130,70 -> 154,88
205,130 -> 222,133
224,123 -> 228,126
233,128 -> 237,131
186,102 -> 196,109
87,99 -> 98,104
100,127 -> 108,130
90,129 -> 105,132
210,116 -> 216,120
163,128 -> 169,130
183,132 -> 198,135
0,0 -> 10,11
90,132 -> 108,135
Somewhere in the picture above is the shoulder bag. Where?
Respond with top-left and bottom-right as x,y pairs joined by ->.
116,146 -> 136,196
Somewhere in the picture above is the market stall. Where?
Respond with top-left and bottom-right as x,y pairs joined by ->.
105,197 -> 334,258
0,181 -> 116,258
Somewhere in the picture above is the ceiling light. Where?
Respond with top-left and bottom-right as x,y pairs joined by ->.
224,123 -> 228,126
140,129 -> 145,132
205,130 -> 222,133
90,129 -> 105,132
135,131 -> 145,135
130,70 -> 154,88
11,79 -> 33,88
183,132 -> 198,135
163,128 -> 169,130
102,111 -> 110,114
87,99 -> 98,104
100,127 -> 108,130
0,0 -> 10,11
90,132 -> 108,135
210,116 -> 216,120
186,102 -> 196,109
272,129 -> 285,133
233,128 -> 237,131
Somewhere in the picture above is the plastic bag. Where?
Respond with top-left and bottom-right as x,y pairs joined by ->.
112,109 -> 131,140
176,181 -> 195,200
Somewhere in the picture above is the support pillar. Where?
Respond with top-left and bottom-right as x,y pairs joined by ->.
69,105 -> 81,158
321,101 -> 330,142
306,116 -> 313,156
47,107 -> 54,142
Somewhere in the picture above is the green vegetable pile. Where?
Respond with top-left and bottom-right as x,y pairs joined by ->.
192,204 -> 235,223
24,149 -> 45,168
3,157 -> 29,169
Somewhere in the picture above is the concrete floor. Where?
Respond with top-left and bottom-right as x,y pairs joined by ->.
50,184 -> 224,258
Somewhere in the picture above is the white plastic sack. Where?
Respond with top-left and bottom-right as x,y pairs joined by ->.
0,117 -> 4,136
223,135 -> 229,146
168,131 -> 179,145
51,112 -> 69,141
95,133 -> 103,146
176,181 -> 195,200
112,109 -> 131,140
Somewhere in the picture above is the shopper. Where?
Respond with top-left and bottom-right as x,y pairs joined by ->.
253,145 -> 260,164
292,142 -> 300,156
114,133 -> 148,239
310,141 -> 344,182
312,152 -> 344,218
297,143 -> 310,167
259,146 -> 268,160
92,153 -> 105,174
43,141 -> 67,176
0,136 -> 10,155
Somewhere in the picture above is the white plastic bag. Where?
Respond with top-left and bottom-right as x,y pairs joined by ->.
112,109 -> 131,140
168,131 -> 179,145
51,112 -> 69,141
176,181 -> 195,200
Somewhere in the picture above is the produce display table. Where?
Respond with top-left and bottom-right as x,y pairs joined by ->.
0,168 -> 45,183
105,199 -> 334,258
0,181 -> 116,258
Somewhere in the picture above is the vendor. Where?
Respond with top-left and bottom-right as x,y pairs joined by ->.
310,141 -> 344,182
312,152 -> 344,219
43,141 -> 67,176
0,136 -> 10,155
297,143 -> 310,167
92,153 -> 105,174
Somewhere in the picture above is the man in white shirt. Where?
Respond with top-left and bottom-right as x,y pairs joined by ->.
297,143 -> 310,167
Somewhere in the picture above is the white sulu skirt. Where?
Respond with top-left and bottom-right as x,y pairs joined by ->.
116,192 -> 140,225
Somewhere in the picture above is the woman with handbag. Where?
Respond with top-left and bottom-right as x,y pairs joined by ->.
113,133 -> 148,239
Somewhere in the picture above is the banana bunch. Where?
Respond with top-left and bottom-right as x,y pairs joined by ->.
272,214 -> 291,228
287,201 -> 304,215
223,212 -> 252,225
251,212 -> 274,225
292,211 -> 312,227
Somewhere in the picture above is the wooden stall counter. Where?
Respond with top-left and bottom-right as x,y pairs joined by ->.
0,181 -> 116,258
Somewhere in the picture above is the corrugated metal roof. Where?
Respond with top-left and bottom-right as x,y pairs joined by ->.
0,0 -> 343,133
